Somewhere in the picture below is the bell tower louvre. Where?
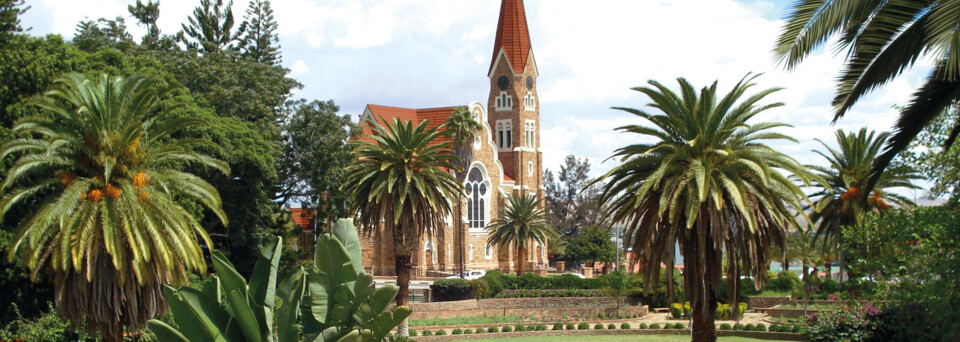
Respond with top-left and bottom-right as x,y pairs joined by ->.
487,0 -> 542,199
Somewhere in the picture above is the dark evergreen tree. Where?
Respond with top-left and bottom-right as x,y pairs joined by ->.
543,155 -> 604,237
0,0 -> 28,41
72,16 -> 135,52
240,0 -> 281,65
179,0 -> 245,52
128,0 -> 160,48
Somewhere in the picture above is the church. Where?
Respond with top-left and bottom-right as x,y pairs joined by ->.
357,0 -> 547,277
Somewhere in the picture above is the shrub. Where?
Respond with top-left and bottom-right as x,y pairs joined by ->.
674,323 -> 685,330
409,330 -> 418,336
553,322 -> 563,330
733,323 -> 745,331
501,325 -> 512,333
607,323 -> 616,329
514,324 -> 525,332
650,323 -> 662,329
594,323 -> 604,329
621,323 -> 631,329
432,278 -> 474,301
804,304 -> 877,342
755,323 -> 766,332
792,325 -> 802,333
487,326 -> 499,333
769,324 -> 780,332
719,323 -> 732,330
534,324 -> 546,331
435,329 -> 446,336
745,324 -> 756,331
578,322 -> 590,330
770,271 -> 802,292
452,328 -> 463,335
422,330 -> 433,336
475,327 -> 485,334
670,303 -> 683,318
465,329 -> 474,334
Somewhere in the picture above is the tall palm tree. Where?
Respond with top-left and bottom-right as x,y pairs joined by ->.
595,74 -> 812,342
807,129 -> 921,281
786,231 -> 821,281
443,107 -> 482,278
342,117 -> 460,336
1,73 -> 228,341
485,193 -> 556,276
774,0 -> 960,192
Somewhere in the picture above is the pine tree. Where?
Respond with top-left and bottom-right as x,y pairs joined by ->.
128,0 -> 160,48
240,0 -> 281,65
0,0 -> 29,41
179,0 -> 245,52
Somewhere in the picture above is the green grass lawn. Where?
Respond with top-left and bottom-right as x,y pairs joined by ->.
474,336 -> 791,342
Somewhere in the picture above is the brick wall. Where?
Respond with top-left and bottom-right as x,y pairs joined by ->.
407,297 -> 647,320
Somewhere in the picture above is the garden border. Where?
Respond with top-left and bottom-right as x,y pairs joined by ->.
412,329 -> 804,341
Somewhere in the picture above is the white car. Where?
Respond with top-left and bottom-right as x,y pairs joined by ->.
564,272 -> 586,279
446,269 -> 486,280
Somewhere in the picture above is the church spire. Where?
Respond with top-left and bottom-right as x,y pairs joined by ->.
489,0 -> 533,75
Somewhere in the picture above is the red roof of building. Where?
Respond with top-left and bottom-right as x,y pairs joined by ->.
490,0 -> 533,75
359,105 -> 462,145
289,208 -> 315,232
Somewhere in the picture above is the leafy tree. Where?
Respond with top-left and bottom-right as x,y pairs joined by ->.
898,107 -> 960,201
239,0 -> 281,65
543,155 -> 604,237
774,0 -> 960,192
442,107 -> 482,278
595,74 -> 811,342
485,194 -> 557,276
1,73 -> 228,341
807,129 -> 921,281
786,232 -> 821,283
0,0 -> 28,41
179,0 -> 245,52
276,99 -> 357,227
343,118 -> 461,336
73,17 -> 135,53
128,0 -> 161,49
562,225 -> 616,267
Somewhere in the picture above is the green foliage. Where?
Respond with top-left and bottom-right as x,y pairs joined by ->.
594,323 -> 604,330
475,327 -> 484,334
0,303 -> 100,341
0,230 -> 53,322
756,323 -> 766,332
621,323 -> 631,329
488,326 -> 499,333
577,322 -> 590,330
719,323 -> 732,330
73,17 -> 135,53
500,325 -> 512,333
733,324 -> 744,331
434,329 -> 446,336
769,271 -> 801,292
485,194 -> 557,275
745,324 -> 756,331
179,0 -> 244,52
563,225 -> 617,265
514,324 -> 525,332
639,323 -> 648,329
431,278 -> 474,301
451,328 -> 462,335
0,0 -> 28,40
553,322 -> 563,330
543,155 -> 605,239
421,330 -> 432,336
596,74 -> 811,335
804,305 -> 878,342
408,330 -> 417,337
649,323 -> 661,330
239,0 -> 281,64
607,323 -> 616,330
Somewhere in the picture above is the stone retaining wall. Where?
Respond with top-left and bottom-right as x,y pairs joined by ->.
745,296 -> 791,308
407,297 -> 646,320
414,329 -> 804,341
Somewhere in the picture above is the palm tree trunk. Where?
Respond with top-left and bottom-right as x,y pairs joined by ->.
516,244 -> 525,276
394,226 -> 414,336
458,200 -> 465,278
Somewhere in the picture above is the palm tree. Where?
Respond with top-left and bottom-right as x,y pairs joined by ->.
786,232 -> 821,281
1,73 -> 228,341
806,129 -> 921,281
443,107 -> 482,278
342,117 -> 460,336
595,74 -> 811,342
774,0 -> 960,192
485,193 -> 556,276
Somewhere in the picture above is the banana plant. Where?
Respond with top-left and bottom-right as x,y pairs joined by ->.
302,219 -> 411,342
146,219 -> 410,342
146,237 -> 304,342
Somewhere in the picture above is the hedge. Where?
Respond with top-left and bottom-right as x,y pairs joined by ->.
432,278 -> 474,301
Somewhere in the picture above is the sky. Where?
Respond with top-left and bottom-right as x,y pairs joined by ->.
20,0 -> 935,197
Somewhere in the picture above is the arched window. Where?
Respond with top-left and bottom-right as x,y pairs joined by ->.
524,92 -> 536,111
485,244 -> 494,259
465,167 -> 487,231
496,120 -> 512,150
424,240 -> 435,264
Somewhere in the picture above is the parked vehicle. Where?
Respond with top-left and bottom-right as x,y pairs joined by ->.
446,269 -> 486,280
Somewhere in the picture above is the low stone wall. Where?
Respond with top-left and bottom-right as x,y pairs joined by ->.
745,296 -> 791,309
763,307 -> 825,319
413,329 -> 804,341
498,289 -> 603,297
407,297 -> 646,320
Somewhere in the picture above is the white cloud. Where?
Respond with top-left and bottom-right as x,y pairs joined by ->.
289,60 -> 311,76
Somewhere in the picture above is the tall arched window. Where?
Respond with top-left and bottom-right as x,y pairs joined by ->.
465,167 -> 487,230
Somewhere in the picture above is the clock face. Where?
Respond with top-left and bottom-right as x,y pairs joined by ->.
497,76 -> 510,91
526,76 -> 534,90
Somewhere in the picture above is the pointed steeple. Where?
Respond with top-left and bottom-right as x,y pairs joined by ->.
489,0 -> 533,75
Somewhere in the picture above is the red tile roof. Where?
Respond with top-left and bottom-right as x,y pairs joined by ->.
290,208 -> 315,232
358,105 -> 463,145
490,0 -> 533,75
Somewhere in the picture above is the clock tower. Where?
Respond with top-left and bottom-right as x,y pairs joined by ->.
487,0 -> 542,198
